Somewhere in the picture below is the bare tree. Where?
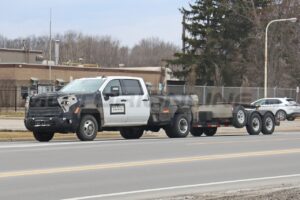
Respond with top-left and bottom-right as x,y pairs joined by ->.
129,37 -> 179,67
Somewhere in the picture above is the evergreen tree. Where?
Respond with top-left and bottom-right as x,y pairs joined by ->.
168,0 -> 266,86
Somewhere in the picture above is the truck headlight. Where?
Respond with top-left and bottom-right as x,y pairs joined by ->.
57,95 -> 77,112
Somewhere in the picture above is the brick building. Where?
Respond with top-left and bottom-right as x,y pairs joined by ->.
0,64 -> 165,107
0,48 -> 43,64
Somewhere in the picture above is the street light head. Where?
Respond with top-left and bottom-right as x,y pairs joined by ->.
290,18 -> 297,23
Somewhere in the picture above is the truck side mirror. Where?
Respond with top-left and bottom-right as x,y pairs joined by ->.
110,86 -> 120,97
103,86 -> 120,100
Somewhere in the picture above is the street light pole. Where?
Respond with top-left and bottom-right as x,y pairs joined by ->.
264,17 -> 297,98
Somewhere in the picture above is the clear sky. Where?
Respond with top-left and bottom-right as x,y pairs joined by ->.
0,0 -> 191,47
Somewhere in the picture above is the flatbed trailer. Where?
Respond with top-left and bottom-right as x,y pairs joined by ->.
190,103 -> 279,137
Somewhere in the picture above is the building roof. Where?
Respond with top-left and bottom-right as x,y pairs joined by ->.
0,48 -> 42,54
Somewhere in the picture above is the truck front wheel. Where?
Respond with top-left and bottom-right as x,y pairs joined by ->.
165,114 -> 190,138
33,131 -> 54,142
76,115 -> 98,141
120,127 -> 144,139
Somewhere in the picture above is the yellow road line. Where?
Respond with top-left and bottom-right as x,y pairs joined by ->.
189,137 -> 300,145
1,148 -> 300,179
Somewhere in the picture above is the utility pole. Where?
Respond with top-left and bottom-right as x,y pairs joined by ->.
49,8 -> 52,85
264,17 -> 297,98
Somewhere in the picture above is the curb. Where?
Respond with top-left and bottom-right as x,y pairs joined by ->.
0,129 -> 28,132
0,117 -> 24,120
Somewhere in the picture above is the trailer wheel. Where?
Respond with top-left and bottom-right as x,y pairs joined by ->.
120,127 -> 144,139
246,112 -> 262,135
76,115 -> 98,141
190,128 -> 204,137
261,112 -> 275,135
165,114 -> 190,138
232,106 -> 247,128
33,131 -> 54,142
204,127 -> 217,136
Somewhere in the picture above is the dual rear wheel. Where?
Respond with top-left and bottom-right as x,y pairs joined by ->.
165,114 -> 191,138
190,127 -> 217,137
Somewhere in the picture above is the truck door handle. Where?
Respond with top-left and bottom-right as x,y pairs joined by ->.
121,99 -> 127,102
142,99 -> 149,102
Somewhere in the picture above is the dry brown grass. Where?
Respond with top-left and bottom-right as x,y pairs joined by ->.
0,112 -> 25,118
0,131 -> 163,142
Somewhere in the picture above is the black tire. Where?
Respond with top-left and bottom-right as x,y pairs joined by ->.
232,106 -> 247,128
287,116 -> 296,121
276,110 -> 287,121
165,114 -> 190,138
33,131 -> 54,142
246,112 -> 262,135
261,112 -> 275,135
204,127 -> 217,136
76,115 -> 98,141
120,127 -> 144,139
190,127 -> 204,137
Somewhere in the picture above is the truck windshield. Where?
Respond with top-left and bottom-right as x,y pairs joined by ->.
60,78 -> 105,93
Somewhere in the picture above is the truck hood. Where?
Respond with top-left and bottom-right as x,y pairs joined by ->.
29,92 -> 101,110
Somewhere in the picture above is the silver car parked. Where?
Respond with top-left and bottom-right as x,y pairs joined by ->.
251,98 -> 300,121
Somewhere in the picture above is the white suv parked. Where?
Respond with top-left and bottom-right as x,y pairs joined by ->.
251,98 -> 300,121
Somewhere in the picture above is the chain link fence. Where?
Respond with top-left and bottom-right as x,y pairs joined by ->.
167,85 -> 299,105
0,85 -> 299,110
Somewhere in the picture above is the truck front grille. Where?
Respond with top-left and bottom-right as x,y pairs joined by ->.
28,107 -> 63,117
30,97 -> 59,107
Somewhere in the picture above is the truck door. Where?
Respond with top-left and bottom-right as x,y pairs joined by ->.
101,79 -> 126,126
121,79 -> 150,125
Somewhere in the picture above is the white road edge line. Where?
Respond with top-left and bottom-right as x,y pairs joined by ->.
62,173 -> 300,200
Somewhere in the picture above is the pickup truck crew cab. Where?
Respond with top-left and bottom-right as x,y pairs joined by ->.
25,76 -> 278,142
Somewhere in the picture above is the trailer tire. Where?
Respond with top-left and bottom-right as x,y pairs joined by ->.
165,114 -> 190,138
204,127 -> 217,136
261,112 -> 275,135
232,106 -> 247,128
33,131 -> 54,142
76,115 -> 98,141
246,112 -> 262,135
120,127 -> 144,139
190,128 -> 204,137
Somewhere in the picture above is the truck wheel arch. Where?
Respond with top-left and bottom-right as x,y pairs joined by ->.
80,109 -> 102,130
174,106 -> 192,123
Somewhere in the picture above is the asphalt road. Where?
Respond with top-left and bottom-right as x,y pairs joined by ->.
1,132 -> 300,200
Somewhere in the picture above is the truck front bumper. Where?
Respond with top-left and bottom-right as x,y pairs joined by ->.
24,116 -> 79,133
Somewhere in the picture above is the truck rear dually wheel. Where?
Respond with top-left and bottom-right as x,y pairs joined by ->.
190,127 -> 204,137
204,127 -> 217,136
165,114 -> 190,138
76,115 -> 98,141
33,131 -> 54,142
120,127 -> 144,139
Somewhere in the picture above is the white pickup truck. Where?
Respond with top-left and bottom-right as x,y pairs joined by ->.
25,76 -> 279,142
